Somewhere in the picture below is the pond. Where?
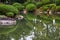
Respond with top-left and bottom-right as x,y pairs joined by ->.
0,13 -> 60,40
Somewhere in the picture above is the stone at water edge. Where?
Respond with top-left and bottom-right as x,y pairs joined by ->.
16,15 -> 24,20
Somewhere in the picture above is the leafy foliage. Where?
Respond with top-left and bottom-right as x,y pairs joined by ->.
26,3 -> 36,11
13,3 -> 24,11
56,6 -> 60,11
46,4 -> 56,9
41,0 -> 50,5
49,4 -> 56,10
36,2 -> 43,8
42,6 -> 48,11
55,0 -> 60,5
6,12 -> 14,17
0,4 -> 19,14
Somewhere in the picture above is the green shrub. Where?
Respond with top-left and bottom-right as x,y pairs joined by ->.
24,2 -> 31,6
56,6 -> 60,11
55,0 -> 60,5
6,12 -> 14,17
49,4 -> 56,9
36,2 -> 43,8
13,3 -> 24,11
26,3 -> 36,11
42,6 -> 48,11
0,4 -> 19,14
45,4 -> 56,9
41,0 -> 50,5
24,2 -> 36,7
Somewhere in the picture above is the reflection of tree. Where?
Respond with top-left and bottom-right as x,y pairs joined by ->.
33,23 -> 60,40
0,15 -> 33,40
0,34 -> 11,40
0,13 -> 60,40
32,14 -> 60,40
9,19 -> 33,40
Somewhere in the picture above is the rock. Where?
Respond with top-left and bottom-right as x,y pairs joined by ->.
16,15 -> 24,20
0,18 -> 16,25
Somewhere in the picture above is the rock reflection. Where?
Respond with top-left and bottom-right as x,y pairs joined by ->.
11,38 -> 14,40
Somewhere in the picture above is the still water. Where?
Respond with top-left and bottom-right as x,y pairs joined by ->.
0,18 -> 60,40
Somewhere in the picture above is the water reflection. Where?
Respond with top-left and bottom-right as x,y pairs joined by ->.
19,31 -> 35,40
25,31 -> 35,40
11,38 -> 14,40
53,19 -> 56,25
0,17 -> 60,40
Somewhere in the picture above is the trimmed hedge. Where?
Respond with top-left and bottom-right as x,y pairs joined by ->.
36,2 -> 43,8
13,3 -> 24,11
42,6 -> 48,11
49,4 -> 56,8
24,2 -> 36,6
6,12 -> 14,17
45,4 -> 56,9
26,3 -> 36,11
41,0 -> 50,5
56,6 -> 60,11
0,4 -> 19,14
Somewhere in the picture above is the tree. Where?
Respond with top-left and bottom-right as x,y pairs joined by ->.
41,0 -> 50,4
7,0 -> 27,4
26,3 -> 36,11
13,3 -> 24,11
36,2 -> 43,8
55,0 -> 60,5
